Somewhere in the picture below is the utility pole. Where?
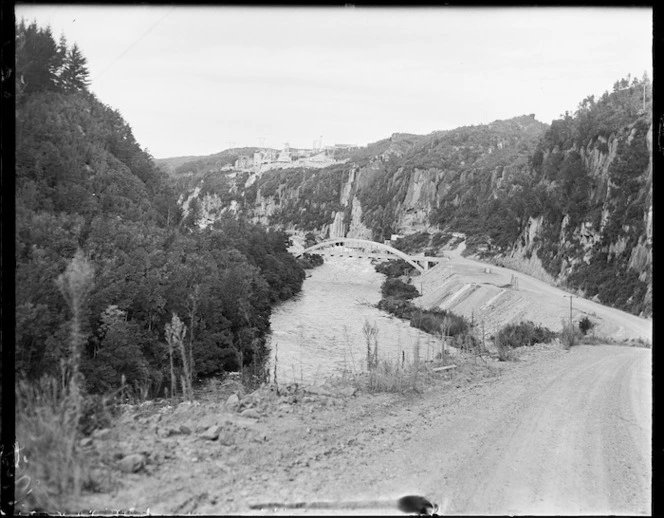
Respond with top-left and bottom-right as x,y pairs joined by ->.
564,294 -> 575,331
482,320 -> 486,354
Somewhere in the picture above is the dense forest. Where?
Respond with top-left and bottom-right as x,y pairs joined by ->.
15,20 -> 306,397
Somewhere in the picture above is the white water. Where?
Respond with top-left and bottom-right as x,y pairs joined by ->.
268,257 -> 439,384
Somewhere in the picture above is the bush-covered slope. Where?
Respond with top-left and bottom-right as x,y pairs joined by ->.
523,78 -> 652,315
15,21 -> 305,395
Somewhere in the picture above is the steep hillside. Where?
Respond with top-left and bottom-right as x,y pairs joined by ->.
177,116 -> 545,237
15,21 -> 306,396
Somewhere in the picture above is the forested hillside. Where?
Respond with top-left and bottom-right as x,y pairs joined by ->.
176,78 -> 651,317
524,79 -> 652,315
15,20 -> 305,397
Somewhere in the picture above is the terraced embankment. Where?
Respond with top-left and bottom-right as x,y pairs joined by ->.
414,243 -> 652,343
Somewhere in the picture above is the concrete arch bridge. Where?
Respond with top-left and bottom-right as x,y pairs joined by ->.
296,237 -> 447,272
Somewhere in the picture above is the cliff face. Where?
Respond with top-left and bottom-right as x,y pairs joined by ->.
174,88 -> 652,317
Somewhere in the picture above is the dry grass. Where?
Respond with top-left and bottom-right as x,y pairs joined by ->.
336,325 -> 438,394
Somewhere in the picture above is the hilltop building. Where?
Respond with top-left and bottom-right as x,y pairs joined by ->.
334,144 -> 359,151
276,143 -> 292,163
253,149 -> 277,166
234,155 -> 254,169
233,137 -> 361,172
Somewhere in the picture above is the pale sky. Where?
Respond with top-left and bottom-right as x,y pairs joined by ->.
16,5 -> 652,159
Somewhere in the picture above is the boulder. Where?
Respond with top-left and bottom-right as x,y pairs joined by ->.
92,428 -> 111,440
200,425 -> 221,441
119,454 -> 145,473
226,393 -> 240,411
337,386 -> 357,398
157,427 -> 175,438
218,431 -> 235,446
239,408 -> 261,419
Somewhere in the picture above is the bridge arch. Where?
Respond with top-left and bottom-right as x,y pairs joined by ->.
296,237 -> 425,272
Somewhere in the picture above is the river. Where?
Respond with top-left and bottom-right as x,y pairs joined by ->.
268,256 -> 439,385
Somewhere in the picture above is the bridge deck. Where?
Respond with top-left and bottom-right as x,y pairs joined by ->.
296,238 -> 448,272
315,249 -> 447,262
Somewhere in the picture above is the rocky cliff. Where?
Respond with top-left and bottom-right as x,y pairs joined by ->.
172,79 -> 652,316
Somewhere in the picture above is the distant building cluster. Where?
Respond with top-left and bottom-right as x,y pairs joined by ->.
233,141 -> 359,172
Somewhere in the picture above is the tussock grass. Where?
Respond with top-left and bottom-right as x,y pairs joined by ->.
14,250 -> 97,513
336,321 -> 437,394
560,318 -> 579,350
15,376 -> 94,513
494,334 -> 517,362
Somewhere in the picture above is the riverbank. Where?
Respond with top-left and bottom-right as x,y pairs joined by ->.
65,340 -> 650,515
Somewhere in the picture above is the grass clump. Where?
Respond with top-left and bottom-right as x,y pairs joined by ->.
560,318 -> 579,350
337,320 -> 434,394
365,357 -> 434,394
494,333 -> 517,362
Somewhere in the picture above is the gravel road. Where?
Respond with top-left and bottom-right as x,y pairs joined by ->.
249,344 -> 651,516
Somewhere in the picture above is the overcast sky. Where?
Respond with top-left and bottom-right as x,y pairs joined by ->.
16,5 -> 652,159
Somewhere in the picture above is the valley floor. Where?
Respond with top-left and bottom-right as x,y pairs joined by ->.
53,242 -> 652,516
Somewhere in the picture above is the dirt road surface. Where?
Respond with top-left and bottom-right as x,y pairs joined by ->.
76,343 -> 651,516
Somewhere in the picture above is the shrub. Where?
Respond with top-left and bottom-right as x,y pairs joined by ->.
376,297 -> 416,319
381,278 -> 419,300
578,316 -> 595,335
374,259 -> 416,278
410,308 -> 469,337
495,321 -> 556,348
297,253 -> 324,269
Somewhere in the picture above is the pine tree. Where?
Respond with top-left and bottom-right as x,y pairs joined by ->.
60,43 -> 90,92
54,34 -> 69,89
15,19 -> 65,97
